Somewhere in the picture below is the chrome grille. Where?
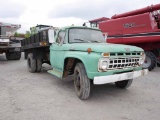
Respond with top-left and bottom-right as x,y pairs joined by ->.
107,57 -> 140,69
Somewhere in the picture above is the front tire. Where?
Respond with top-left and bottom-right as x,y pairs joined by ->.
74,63 -> 90,100
115,79 -> 133,89
143,52 -> 157,71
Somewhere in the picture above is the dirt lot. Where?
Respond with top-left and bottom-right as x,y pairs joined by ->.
0,53 -> 160,120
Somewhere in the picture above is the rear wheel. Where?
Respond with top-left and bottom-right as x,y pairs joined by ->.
115,79 -> 133,89
27,53 -> 36,73
6,52 -> 21,60
36,59 -> 42,72
74,63 -> 90,100
143,52 -> 157,71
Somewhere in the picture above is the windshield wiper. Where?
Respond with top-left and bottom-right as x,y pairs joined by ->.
74,39 -> 91,43
91,40 -> 102,43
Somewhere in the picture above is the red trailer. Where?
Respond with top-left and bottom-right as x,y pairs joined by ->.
88,4 -> 160,71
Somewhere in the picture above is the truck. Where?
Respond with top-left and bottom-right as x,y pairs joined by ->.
0,22 -> 22,60
21,25 -> 148,100
87,3 -> 160,71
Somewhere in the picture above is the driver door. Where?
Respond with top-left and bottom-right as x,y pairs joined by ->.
50,30 -> 66,71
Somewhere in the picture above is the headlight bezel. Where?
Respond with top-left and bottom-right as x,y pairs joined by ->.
98,58 -> 109,72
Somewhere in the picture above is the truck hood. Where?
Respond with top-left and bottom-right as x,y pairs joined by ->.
66,43 -> 143,53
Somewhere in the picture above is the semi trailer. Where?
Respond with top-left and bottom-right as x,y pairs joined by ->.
88,3 -> 160,71
21,25 -> 148,100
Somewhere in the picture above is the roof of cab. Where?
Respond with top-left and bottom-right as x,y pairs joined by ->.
60,26 -> 100,31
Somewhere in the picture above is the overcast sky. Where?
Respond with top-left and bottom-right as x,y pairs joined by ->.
0,0 -> 159,33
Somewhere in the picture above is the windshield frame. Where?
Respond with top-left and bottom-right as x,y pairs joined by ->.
68,28 -> 105,44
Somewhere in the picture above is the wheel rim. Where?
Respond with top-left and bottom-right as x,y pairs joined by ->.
75,70 -> 81,91
143,56 -> 151,68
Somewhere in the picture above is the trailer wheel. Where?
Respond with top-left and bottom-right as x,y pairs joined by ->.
74,63 -> 90,100
115,79 -> 133,89
6,52 -> 21,60
27,53 -> 36,73
36,59 -> 42,72
143,52 -> 157,71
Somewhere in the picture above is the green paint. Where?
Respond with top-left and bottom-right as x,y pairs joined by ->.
48,26 -> 144,79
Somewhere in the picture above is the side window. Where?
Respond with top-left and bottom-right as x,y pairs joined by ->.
56,30 -> 66,44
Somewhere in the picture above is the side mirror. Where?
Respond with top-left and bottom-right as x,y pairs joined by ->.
104,33 -> 108,42
48,29 -> 55,43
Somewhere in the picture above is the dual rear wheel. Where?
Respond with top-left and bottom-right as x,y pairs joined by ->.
27,53 -> 42,73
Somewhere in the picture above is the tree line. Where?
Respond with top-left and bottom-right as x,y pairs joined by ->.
14,31 -> 31,38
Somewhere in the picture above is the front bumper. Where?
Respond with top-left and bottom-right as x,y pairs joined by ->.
93,69 -> 148,85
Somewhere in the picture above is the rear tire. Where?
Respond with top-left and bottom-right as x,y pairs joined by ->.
115,79 -> 133,89
36,59 -> 42,72
74,63 -> 90,100
27,53 -> 36,73
6,52 -> 21,60
143,52 -> 157,71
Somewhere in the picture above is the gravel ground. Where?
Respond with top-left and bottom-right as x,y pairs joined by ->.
0,53 -> 160,120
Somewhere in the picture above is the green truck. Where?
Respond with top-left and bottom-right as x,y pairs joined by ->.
21,25 -> 148,100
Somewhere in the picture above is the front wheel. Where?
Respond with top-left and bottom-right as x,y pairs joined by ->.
115,79 -> 133,89
74,63 -> 90,100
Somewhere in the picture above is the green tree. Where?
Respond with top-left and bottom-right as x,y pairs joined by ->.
14,32 -> 20,37
25,31 -> 31,38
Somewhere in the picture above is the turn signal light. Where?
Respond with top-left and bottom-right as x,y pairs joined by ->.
102,53 -> 110,57
87,48 -> 92,53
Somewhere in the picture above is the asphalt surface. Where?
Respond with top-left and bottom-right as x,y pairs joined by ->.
0,53 -> 160,120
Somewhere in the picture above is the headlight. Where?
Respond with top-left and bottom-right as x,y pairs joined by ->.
99,59 -> 108,71
139,52 -> 146,65
102,61 -> 108,70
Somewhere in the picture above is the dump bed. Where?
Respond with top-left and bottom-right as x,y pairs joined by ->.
21,29 -> 50,50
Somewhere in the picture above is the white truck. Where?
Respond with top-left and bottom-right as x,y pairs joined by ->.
0,22 -> 22,60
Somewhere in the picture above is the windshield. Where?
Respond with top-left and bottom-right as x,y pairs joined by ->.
69,28 -> 105,43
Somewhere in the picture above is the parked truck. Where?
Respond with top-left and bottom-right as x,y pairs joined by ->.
21,25 -> 148,100
87,4 -> 160,71
0,22 -> 22,60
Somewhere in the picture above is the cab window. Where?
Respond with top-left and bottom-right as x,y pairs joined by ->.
56,30 -> 66,44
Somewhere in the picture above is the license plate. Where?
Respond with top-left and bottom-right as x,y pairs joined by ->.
125,72 -> 134,79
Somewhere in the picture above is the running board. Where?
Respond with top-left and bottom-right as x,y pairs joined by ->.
47,69 -> 63,78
